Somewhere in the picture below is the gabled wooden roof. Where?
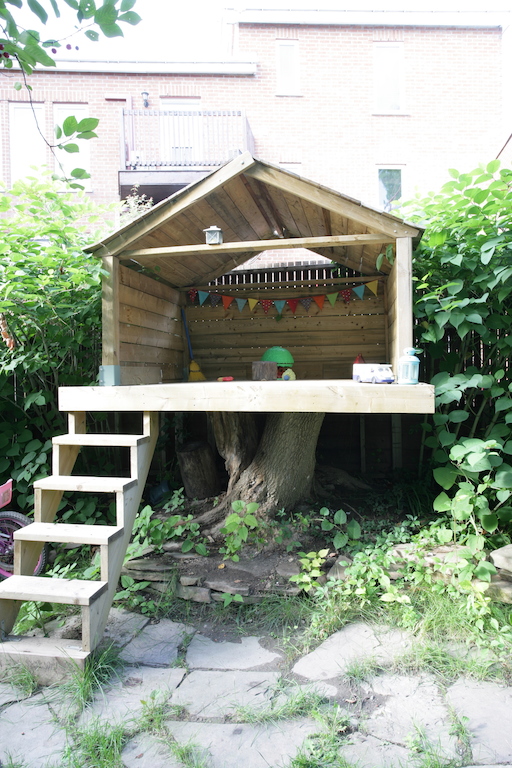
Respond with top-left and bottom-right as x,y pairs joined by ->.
87,152 -> 422,287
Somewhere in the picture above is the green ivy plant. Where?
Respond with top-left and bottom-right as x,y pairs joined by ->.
219,500 -> 266,561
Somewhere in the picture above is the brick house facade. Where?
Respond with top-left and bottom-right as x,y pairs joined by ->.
0,9 -> 508,221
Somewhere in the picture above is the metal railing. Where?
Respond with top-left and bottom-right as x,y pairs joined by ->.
122,109 -> 255,169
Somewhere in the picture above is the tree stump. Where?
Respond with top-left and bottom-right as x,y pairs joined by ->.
176,440 -> 220,499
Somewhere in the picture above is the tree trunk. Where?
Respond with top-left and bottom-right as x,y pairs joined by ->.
176,439 -> 220,499
195,412 -> 325,531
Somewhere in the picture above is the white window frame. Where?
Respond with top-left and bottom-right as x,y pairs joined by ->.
53,103 -> 91,190
373,42 -> 406,114
276,40 -> 301,96
9,102 -> 47,185
377,166 -> 404,211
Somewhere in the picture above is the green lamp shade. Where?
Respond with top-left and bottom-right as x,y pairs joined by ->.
260,346 -> 295,366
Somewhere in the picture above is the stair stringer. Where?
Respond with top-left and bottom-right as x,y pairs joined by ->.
0,415 -> 84,639
82,411 -> 159,652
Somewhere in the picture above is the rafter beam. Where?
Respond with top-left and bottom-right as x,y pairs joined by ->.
122,233 -> 395,260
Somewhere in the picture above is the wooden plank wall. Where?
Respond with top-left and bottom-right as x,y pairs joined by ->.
117,264 -> 184,384
186,289 -> 389,381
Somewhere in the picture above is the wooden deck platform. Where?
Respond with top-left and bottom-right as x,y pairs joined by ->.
59,380 -> 435,414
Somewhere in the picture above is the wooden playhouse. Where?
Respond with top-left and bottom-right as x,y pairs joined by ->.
0,153 -> 434,676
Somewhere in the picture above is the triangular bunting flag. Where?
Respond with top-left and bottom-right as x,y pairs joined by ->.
260,299 -> 273,314
188,289 -> 198,303
235,298 -> 247,312
274,300 -> 286,315
248,298 -> 259,312
327,292 -> 338,307
340,289 -> 352,304
313,295 -> 325,310
222,295 -> 234,310
210,293 -> 222,307
367,280 -> 379,296
300,297 -> 313,312
287,298 -> 299,314
198,291 -> 209,306
352,285 -> 365,300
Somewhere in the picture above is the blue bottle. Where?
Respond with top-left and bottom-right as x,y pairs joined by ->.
397,348 -> 420,385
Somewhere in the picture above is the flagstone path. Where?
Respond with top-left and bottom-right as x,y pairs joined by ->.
0,608 -> 511,768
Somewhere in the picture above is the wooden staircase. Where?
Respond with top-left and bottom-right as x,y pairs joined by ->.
0,410 -> 158,679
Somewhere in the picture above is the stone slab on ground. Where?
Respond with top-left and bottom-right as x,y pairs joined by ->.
187,634 -> 282,670
122,732 -> 182,768
0,681 -> 24,707
170,670 -> 280,718
292,622 -> 413,681
339,732 -> 411,768
166,718 -> 320,768
120,618 -> 194,665
446,678 -> 512,764
79,666 -> 186,726
361,673 -> 458,759
102,606 -> 150,647
0,693 -> 68,766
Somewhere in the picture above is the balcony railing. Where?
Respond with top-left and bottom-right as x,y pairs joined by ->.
122,109 -> 255,170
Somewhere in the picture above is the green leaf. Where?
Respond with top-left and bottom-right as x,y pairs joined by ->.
85,29 -> 99,40
346,519 -> 361,540
473,560 -> 497,582
479,513 -> 498,533
62,143 -> 80,153
118,10 -> 141,24
333,532 -> 348,550
433,465 -> 458,490
447,410 -> 469,423
121,0 -> 136,9
62,115 -> 78,136
486,159 -> 500,174
27,0 -> 48,23
438,429 -> 456,447
433,492 -> 451,512
14,81 -> 22,91
76,117 -> 99,132
333,508 -> 346,525
495,398 -> 512,413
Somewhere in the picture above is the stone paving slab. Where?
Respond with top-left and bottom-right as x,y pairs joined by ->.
0,693 -> 68,766
102,606 -> 150,648
166,718 -> 320,768
78,666 -> 186,726
122,732 -> 182,768
120,618 -> 194,665
446,678 -> 512,764
361,673 -> 458,759
169,670 -> 280,718
292,622 -> 413,681
0,681 -> 24,707
186,634 -> 282,670
339,732 -> 411,768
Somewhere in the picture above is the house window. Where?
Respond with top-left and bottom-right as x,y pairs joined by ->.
9,102 -> 46,184
373,42 -> 405,113
276,41 -> 300,96
378,168 -> 402,211
53,103 -> 91,189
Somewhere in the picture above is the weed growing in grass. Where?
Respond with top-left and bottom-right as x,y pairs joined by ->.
230,681 -> 326,724
62,718 -> 128,768
0,753 -> 28,768
165,738 -> 209,768
138,690 -> 169,734
56,644 -> 122,716
343,657 -> 382,685
290,705 -> 352,768
0,663 -> 38,697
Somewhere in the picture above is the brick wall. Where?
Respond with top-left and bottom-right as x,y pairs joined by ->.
0,23 -> 503,211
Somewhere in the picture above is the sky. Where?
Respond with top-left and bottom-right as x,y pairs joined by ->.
17,0 -> 512,62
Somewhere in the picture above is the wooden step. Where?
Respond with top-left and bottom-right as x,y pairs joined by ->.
53,434 -> 150,448
0,575 -> 107,605
33,476 -> 137,493
0,636 -> 90,685
13,522 -> 124,546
